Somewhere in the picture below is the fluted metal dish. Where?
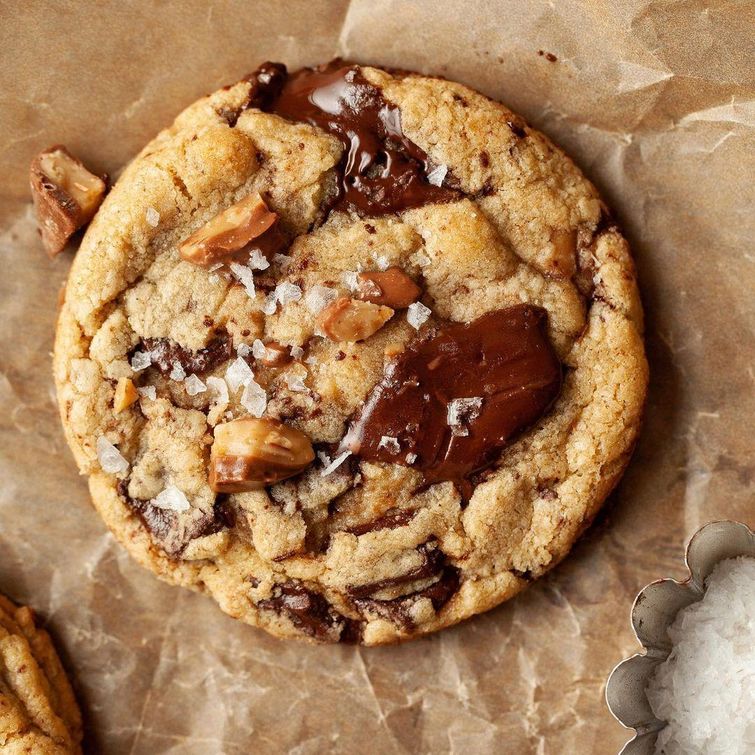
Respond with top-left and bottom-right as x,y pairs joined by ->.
605,520 -> 755,754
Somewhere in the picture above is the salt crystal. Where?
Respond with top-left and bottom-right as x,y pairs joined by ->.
304,355 -> 318,366
304,285 -> 338,314
251,339 -> 267,360
206,376 -> 229,407
285,372 -> 308,393
321,450 -> 351,476
229,262 -> 256,298
225,356 -> 254,393
426,164 -> 448,187
646,556 -> 755,755
184,374 -> 206,395
240,379 -> 267,417
373,254 -> 390,271
137,385 -> 156,401
96,436 -> 129,475
262,291 -> 278,315
237,343 -> 252,358
130,350 -> 152,371
407,301 -> 432,329
248,248 -> 270,270
151,484 -> 190,513
208,263 -> 223,272
405,452 -> 418,464
209,274 -> 221,285
273,253 -> 291,270
290,346 -> 304,360
341,271 -> 359,291
317,450 -> 331,466
447,397 -> 484,437
170,362 -> 186,381
275,282 -> 302,307
145,207 -> 160,227
378,435 -> 401,453
410,250 -> 431,267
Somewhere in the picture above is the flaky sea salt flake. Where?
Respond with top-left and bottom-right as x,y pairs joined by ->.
290,345 -> 304,360
321,451 -> 351,477
96,436 -> 129,475
284,372 -> 308,393
447,397 -> 484,437
184,374 -> 206,395
248,248 -> 270,270
206,376 -> 229,407
152,484 -> 190,513
236,343 -> 252,358
137,385 -> 156,401
240,379 -> 267,417
341,270 -> 359,291
225,356 -> 254,393
378,435 -> 401,453
407,301 -> 432,329
130,350 -> 152,371
145,207 -> 160,227
304,284 -> 338,314
262,291 -> 278,315
229,262 -> 256,298
170,362 -> 186,381
426,164 -> 448,187
251,339 -> 267,360
275,282 -> 302,307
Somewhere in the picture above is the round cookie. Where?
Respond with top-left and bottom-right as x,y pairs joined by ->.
0,594 -> 82,753
53,61 -> 647,645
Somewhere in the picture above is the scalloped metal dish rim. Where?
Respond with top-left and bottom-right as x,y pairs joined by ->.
604,519 -> 755,755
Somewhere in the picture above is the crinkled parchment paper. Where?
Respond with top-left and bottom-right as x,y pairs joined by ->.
0,1 -> 753,752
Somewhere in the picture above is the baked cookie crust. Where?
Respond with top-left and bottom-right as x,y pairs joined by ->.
53,61 -> 647,645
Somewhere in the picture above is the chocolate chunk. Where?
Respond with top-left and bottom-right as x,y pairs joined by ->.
247,60 -> 458,217
347,541 -> 444,599
141,332 -> 233,376
346,508 -> 416,536
118,482 -> 229,558
30,145 -> 107,256
342,305 -> 562,499
352,566 -> 461,630
257,583 -> 353,642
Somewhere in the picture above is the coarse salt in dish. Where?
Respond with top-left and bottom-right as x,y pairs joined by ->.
646,556 -> 755,755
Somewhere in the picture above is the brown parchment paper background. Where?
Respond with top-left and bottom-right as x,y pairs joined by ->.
1,1 -> 753,752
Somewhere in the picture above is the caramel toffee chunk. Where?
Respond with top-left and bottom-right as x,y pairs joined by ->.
342,306 -> 562,497
317,297 -> 394,342
54,58 -> 647,644
30,145 -> 106,255
210,417 -> 315,492
356,267 -> 422,308
179,192 -> 278,267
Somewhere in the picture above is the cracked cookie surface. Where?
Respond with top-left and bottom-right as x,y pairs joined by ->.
53,61 -> 647,644
0,594 -> 82,753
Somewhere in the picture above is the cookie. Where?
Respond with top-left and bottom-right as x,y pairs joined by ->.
0,594 -> 82,753
52,60 -> 647,645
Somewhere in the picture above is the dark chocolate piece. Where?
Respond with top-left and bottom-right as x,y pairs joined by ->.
346,508 -> 416,536
141,332 -> 233,376
257,582 -> 356,642
342,305 -> 562,499
352,566 -> 461,630
347,541 -> 444,599
246,60 -> 458,216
